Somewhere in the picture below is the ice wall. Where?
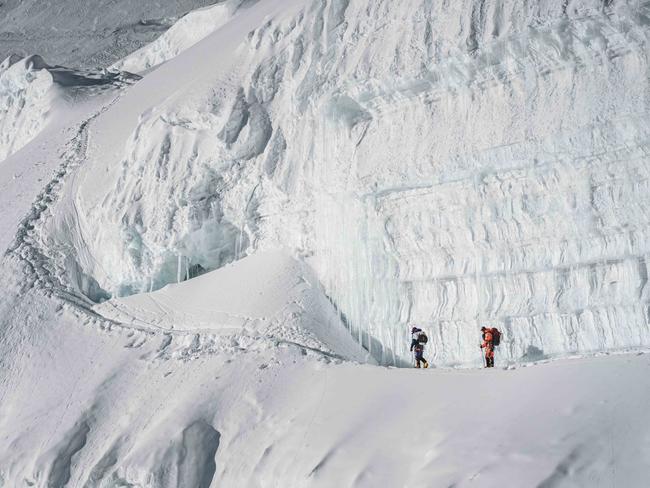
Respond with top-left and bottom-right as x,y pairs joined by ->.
310,0 -> 650,365
57,0 -> 650,366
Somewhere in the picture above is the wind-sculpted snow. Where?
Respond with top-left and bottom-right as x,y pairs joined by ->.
112,1 -> 245,74
0,55 -> 53,162
33,0 -> 650,366
0,54 -> 139,164
93,250 -> 372,364
0,0 -> 219,69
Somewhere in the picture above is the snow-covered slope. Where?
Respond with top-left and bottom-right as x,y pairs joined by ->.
1,222 -> 649,485
1,271 -> 649,486
94,250 -> 370,363
0,55 -> 53,162
0,54 -> 139,164
112,0 -> 244,74
0,0 -> 219,69
1,0 -> 650,485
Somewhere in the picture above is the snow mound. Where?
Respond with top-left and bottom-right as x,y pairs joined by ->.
0,54 -> 139,163
112,1 -> 243,74
0,55 -> 53,162
95,250 -> 371,362
0,0 -> 219,69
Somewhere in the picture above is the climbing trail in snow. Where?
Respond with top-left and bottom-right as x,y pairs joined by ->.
2,96 -> 364,363
1,2 -> 650,487
8,117 -> 99,304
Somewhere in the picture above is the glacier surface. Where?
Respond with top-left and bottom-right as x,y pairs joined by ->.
1,0 -> 650,486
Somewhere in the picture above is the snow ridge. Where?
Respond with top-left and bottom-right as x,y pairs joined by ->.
112,0 -> 244,74
0,54 -> 139,163
0,0 -> 219,68
0,55 -> 53,162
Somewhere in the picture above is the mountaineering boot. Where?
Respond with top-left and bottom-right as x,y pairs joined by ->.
415,362 -> 421,368
423,361 -> 429,368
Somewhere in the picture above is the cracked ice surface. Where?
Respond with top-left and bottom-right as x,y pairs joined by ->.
46,0 -> 650,366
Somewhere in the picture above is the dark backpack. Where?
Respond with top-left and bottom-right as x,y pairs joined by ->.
491,328 -> 501,346
418,332 -> 428,345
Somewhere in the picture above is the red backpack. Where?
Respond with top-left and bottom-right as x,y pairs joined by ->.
491,328 -> 501,346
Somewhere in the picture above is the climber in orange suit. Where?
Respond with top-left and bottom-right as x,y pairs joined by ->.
481,326 -> 495,368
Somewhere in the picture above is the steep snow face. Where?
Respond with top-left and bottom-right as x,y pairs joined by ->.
94,250 -> 371,364
112,0 -> 245,74
309,0 -> 650,365
40,0 -> 650,366
0,55 -> 53,162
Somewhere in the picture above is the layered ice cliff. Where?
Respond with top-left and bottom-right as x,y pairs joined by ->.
18,0 -> 650,366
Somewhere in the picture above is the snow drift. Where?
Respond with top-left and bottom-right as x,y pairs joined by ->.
95,250 -> 371,363
112,0 -> 245,74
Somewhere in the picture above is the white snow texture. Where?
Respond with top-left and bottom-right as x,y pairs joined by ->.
0,55 -> 53,162
111,1 -> 242,74
2,0 -> 650,485
0,0 -> 219,68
